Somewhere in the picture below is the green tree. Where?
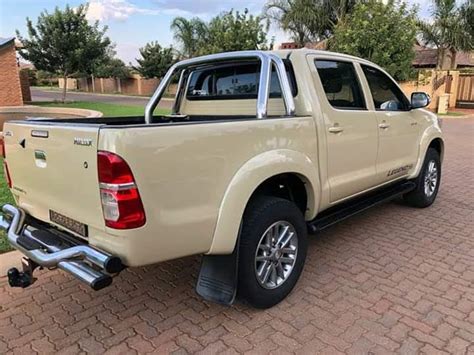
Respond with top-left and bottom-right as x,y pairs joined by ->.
94,58 -> 130,79
330,0 -> 417,80
418,0 -> 473,69
16,4 -> 111,102
134,42 -> 175,78
203,9 -> 271,54
36,70 -> 57,87
264,0 -> 361,47
170,17 -> 208,58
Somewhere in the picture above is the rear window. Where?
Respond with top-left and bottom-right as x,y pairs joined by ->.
315,60 -> 366,110
186,60 -> 297,100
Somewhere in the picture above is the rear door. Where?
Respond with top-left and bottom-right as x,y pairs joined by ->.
308,56 -> 378,202
3,121 -> 104,237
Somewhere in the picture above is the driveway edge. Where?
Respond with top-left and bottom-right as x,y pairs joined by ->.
0,250 -> 22,278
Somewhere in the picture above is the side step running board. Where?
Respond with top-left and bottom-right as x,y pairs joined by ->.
307,181 -> 416,233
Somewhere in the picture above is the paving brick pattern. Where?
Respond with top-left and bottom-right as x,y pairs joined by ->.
1,118 -> 473,354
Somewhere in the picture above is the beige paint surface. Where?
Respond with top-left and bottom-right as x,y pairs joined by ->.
3,49 -> 443,266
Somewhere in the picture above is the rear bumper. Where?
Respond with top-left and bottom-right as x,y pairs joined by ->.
0,204 -> 123,290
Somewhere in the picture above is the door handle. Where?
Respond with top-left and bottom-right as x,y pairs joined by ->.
328,126 -> 344,133
411,121 -> 418,126
379,122 -> 390,129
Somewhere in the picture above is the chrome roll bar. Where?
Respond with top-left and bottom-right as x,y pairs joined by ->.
145,50 -> 296,124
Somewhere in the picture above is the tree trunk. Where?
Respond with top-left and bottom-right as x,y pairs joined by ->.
91,74 -> 96,92
436,47 -> 444,69
61,73 -> 68,103
449,48 -> 457,69
297,31 -> 305,48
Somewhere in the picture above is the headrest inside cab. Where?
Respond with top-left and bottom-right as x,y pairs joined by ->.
322,78 -> 342,94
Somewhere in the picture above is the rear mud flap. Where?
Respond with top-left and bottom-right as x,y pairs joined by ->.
196,242 -> 239,306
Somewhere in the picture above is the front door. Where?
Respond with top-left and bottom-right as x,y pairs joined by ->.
360,65 -> 421,184
309,57 -> 378,202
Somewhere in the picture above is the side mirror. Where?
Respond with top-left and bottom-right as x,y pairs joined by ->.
411,92 -> 431,109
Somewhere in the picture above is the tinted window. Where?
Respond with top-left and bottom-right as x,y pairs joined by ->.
361,65 -> 409,111
186,61 -> 297,100
215,66 -> 235,95
315,60 -> 366,110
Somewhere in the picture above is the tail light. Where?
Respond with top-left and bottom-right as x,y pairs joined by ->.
98,151 -> 146,229
1,137 -> 11,188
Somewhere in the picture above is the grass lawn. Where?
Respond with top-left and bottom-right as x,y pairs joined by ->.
0,160 -> 15,253
36,101 -> 170,117
437,111 -> 467,117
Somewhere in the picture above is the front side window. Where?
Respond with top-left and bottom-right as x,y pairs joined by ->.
361,65 -> 409,111
315,60 -> 366,110
186,60 -> 297,100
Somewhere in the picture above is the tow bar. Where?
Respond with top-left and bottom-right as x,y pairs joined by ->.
0,204 -> 123,290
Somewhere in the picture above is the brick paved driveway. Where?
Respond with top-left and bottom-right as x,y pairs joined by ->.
1,118 -> 473,354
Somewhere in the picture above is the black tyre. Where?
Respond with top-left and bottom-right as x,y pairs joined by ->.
403,148 -> 441,208
237,196 -> 307,309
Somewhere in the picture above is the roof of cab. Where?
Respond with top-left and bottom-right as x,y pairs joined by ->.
271,48 -> 385,72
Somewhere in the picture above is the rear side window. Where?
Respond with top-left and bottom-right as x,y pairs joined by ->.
186,60 -> 297,100
315,60 -> 366,110
361,65 -> 410,111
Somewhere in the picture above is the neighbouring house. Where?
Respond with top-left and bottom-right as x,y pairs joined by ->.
279,42 -> 300,49
0,37 -> 23,106
413,44 -> 474,69
304,40 -> 329,50
278,40 -> 328,50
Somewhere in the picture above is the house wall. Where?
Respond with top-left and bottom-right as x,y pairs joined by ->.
0,42 -> 23,106
19,69 -> 31,102
399,69 -> 461,111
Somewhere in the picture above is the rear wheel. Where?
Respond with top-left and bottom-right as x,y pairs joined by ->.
238,196 -> 307,309
404,148 -> 441,208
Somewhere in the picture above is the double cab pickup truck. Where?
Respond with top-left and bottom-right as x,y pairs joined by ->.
1,49 -> 443,308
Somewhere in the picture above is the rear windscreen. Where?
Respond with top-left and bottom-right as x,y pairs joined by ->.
186,60 -> 298,100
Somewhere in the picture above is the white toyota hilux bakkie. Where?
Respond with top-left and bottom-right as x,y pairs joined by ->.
1,49 -> 443,308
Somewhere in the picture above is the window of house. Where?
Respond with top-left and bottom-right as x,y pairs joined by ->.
186,60 -> 297,100
361,65 -> 410,111
315,60 -> 366,110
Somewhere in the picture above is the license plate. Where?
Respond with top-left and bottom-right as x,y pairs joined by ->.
49,210 -> 88,238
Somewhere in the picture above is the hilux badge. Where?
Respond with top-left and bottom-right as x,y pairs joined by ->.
74,138 -> 93,146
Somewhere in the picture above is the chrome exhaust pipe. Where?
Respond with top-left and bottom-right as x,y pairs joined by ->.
0,204 -> 122,290
59,260 -> 112,290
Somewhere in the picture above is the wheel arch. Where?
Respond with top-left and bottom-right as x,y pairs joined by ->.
207,149 -> 320,255
410,129 -> 444,179
428,137 -> 444,162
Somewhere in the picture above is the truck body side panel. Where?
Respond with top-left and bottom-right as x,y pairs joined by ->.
97,116 -> 317,266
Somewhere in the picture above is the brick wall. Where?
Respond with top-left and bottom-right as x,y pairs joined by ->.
0,42 -> 23,106
70,75 -> 177,96
19,69 -> 31,102
140,78 -> 160,95
399,69 -> 459,112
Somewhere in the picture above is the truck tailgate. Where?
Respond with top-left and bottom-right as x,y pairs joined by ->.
3,121 -> 104,237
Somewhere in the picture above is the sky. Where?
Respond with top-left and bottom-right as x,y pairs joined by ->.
0,0 -> 435,65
